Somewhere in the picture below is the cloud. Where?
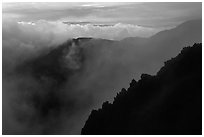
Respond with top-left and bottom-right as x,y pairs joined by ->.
3,19 -> 161,44
2,22 -> 93,134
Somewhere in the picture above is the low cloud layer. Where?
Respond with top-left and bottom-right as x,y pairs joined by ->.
3,18 -> 162,41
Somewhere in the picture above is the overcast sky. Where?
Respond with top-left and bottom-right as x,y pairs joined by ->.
3,2 -> 202,27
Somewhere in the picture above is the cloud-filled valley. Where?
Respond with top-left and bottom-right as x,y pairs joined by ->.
3,18 -> 201,134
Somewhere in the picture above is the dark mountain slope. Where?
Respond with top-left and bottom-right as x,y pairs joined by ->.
81,43 -> 202,135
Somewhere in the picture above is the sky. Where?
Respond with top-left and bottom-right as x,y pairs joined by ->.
3,2 -> 201,26
2,2 -> 202,40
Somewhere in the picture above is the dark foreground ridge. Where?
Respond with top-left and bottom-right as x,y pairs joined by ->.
81,43 -> 202,135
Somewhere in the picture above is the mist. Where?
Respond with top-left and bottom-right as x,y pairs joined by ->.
2,2 -> 202,135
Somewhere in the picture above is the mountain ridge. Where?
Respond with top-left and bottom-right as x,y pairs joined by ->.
81,43 -> 202,135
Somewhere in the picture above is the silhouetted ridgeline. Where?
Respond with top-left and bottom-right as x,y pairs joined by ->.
81,43 -> 202,135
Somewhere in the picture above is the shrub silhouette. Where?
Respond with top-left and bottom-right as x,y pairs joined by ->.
81,43 -> 202,135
